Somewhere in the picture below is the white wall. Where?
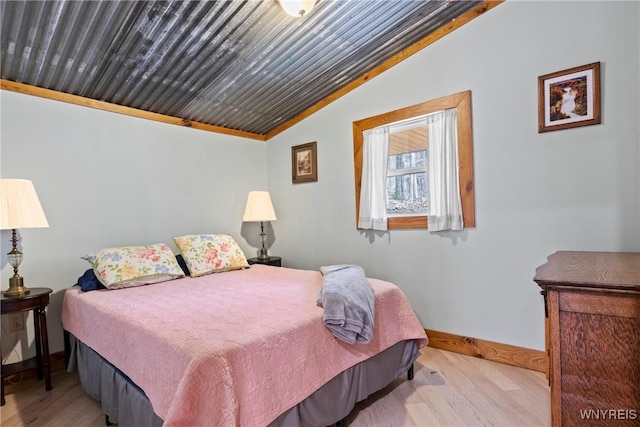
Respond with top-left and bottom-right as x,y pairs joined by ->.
266,1 -> 640,350
1,1 -> 638,361
1,92 -> 269,359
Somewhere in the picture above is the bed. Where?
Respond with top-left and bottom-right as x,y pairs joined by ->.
62,262 -> 428,426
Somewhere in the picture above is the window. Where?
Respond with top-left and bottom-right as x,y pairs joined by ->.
353,90 -> 475,230
386,119 -> 429,217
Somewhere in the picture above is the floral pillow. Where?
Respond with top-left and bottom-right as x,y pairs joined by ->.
89,243 -> 185,289
173,234 -> 249,277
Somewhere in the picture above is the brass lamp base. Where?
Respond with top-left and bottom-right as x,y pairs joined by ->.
4,276 -> 30,297
257,247 -> 270,261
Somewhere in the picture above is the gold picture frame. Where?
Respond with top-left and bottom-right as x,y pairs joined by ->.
538,62 -> 601,133
291,141 -> 317,183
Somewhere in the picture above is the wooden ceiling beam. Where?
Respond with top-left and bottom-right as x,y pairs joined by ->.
0,79 -> 268,142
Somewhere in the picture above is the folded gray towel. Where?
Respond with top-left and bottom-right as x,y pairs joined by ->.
317,264 -> 375,344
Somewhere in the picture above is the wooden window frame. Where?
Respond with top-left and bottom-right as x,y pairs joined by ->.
353,90 -> 475,229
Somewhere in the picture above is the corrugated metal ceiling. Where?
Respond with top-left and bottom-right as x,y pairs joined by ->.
1,0 -> 488,138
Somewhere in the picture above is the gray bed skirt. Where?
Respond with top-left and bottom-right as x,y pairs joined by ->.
66,333 -> 420,427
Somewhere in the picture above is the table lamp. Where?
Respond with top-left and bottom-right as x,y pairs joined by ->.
242,191 -> 277,260
1,179 -> 49,297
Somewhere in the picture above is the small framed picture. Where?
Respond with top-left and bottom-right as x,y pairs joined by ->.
538,62 -> 601,133
291,141 -> 317,183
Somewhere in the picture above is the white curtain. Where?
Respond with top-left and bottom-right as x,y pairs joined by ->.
427,108 -> 463,231
358,127 -> 389,230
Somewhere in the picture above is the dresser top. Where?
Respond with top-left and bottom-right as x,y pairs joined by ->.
534,251 -> 640,291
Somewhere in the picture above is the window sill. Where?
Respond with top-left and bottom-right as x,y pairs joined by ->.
388,216 -> 427,229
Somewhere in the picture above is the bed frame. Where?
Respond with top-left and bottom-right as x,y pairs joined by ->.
65,331 -> 418,427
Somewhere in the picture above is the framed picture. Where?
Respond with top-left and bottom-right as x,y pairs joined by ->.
291,141 -> 317,183
538,62 -> 601,133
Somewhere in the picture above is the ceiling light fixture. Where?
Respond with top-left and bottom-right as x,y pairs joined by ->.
279,0 -> 316,18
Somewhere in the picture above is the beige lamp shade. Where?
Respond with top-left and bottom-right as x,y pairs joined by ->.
1,179 -> 49,230
243,191 -> 277,222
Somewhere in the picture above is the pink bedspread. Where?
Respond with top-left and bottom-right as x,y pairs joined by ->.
62,265 -> 427,426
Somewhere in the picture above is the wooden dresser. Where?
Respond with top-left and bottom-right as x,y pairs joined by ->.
534,251 -> 640,426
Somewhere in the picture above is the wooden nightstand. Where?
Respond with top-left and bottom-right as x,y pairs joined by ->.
248,256 -> 282,267
1,287 -> 53,406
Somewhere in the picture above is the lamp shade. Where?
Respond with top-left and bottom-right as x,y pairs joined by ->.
242,191 -> 277,222
1,179 -> 49,229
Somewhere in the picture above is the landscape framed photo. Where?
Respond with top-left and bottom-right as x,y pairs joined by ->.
538,62 -> 601,133
291,141 -> 317,183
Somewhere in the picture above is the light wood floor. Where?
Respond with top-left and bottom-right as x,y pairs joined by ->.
1,346 -> 550,426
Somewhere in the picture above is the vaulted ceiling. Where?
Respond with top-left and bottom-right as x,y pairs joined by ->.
1,0 -> 500,140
